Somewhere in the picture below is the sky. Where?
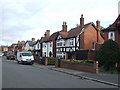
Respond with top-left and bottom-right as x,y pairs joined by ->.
0,0 -> 119,46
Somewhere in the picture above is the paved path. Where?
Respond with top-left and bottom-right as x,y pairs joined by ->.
51,67 -> 120,87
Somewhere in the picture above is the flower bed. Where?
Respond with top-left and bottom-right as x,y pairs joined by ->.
59,59 -> 98,73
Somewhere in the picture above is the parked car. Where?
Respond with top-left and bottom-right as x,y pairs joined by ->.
0,52 -> 4,57
17,51 -> 34,65
6,53 -> 16,60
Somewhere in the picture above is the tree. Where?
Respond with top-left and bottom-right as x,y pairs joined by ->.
97,39 -> 120,70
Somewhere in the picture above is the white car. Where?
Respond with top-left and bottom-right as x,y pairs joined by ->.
17,51 -> 34,65
0,52 -> 4,57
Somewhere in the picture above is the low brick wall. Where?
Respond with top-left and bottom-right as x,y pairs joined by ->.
56,59 -> 99,73
34,56 -> 40,63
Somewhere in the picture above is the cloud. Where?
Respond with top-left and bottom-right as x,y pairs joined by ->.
0,0 -> 119,46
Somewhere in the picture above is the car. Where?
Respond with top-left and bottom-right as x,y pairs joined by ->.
6,53 -> 16,60
17,51 -> 34,65
0,52 -> 4,57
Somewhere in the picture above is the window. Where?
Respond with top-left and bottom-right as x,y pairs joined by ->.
44,52 -> 46,57
70,39 -> 74,46
37,44 -> 39,49
108,32 -> 115,41
50,43 -> 52,47
92,41 -> 95,49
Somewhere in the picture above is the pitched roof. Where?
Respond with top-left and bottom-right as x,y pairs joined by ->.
59,31 -> 68,38
42,22 -> 99,42
41,37 -> 49,42
26,41 -> 36,46
48,32 -> 59,41
103,15 -> 120,32
67,22 -> 94,38
111,14 -> 120,27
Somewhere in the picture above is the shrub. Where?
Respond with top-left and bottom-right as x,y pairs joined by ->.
48,57 -> 55,65
97,39 -> 120,70
85,60 -> 94,63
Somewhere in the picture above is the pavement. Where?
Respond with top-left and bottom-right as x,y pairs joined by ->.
49,67 -> 120,87
24,62 -> 120,87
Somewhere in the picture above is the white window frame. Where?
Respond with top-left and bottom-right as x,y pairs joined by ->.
108,31 -> 115,41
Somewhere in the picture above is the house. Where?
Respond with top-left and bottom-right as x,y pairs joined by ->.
33,39 -> 41,56
41,30 -> 52,57
24,38 -> 36,51
56,14 -> 104,59
0,46 -> 8,52
102,15 -> 120,48
8,44 -> 17,52
15,41 -> 25,53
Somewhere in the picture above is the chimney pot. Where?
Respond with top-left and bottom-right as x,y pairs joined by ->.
80,14 -> 84,29
32,38 -> 35,42
45,30 -> 50,37
62,21 -> 67,32
96,20 -> 100,30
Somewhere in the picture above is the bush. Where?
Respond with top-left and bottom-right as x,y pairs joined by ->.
48,57 -> 55,65
97,39 -> 120,70
85,60 -> 94,63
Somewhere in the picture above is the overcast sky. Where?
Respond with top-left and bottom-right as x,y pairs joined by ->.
0,0 -> 119,46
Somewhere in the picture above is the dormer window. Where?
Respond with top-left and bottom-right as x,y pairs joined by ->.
108,32 -> 115,41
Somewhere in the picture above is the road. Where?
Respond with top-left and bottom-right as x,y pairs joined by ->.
1,56 -> 118,88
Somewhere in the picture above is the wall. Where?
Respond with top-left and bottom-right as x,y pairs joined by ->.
81,25 -> 104,50
56,59 -> 99,73
83,25 -> 97,49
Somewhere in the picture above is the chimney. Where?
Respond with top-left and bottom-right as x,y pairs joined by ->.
80,14 -> 84,29
62,22 -> 67,32
96,20 -> 100,30
46,30 -> 50,37
18,41 -> 20,44
32,38 -> 35,42
44,33 -> 47,37
21,41 -> 25,44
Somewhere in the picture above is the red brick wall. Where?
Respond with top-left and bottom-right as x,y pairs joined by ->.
103,30 -> 120,48
88,51 -> 96,60
81,25 -> 104,50
60,60 -> 99,73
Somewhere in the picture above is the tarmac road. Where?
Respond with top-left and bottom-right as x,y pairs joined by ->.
2,56 -> 118,88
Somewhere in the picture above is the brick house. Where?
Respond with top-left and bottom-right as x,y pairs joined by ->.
102,15 -> 120,48
15,41 -> 25,53
56,14 -> 104,59
0,46 -> 8,52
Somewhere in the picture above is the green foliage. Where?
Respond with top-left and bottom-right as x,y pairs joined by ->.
28,49 -> 35,56
97,39 -> 120,70
48,57 -> 55,65
85,60 -> 94,63
63,59 -> 94,63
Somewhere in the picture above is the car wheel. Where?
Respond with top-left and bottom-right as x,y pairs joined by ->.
17,61 -> 20,64
30,62 -> 34,65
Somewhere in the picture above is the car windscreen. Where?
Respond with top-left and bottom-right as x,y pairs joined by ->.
22,53 -> 32,56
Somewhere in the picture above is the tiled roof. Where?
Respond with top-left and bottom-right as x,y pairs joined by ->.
103,15 -> 120,32
42,22 -> 97,42
111,14 -> 120,27
26,41 -> 36,46
67,22 -> 93,38
48,32 -> 59,41
59,31 -> 68,38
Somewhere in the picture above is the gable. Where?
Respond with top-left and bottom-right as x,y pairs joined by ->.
57,35 -> 62,40
26,42 -> 30,47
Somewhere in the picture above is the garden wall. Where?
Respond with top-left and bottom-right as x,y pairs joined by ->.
55,59 -> 99,73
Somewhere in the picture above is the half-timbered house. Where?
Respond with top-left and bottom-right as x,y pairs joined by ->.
56,15 -> 104,59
